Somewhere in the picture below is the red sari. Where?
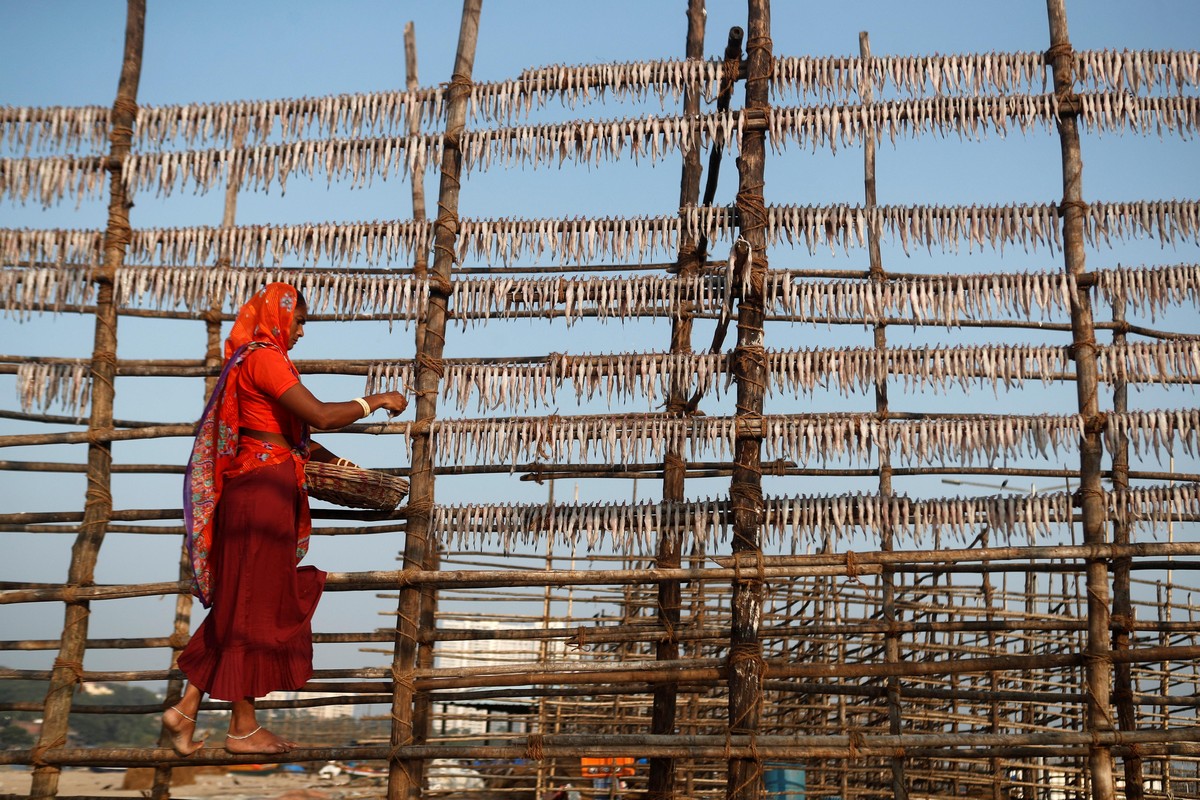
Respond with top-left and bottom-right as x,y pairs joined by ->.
179,283 -> 326,701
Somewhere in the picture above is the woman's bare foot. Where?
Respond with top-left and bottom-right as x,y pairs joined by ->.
162,705 -> 205,756
224,725 -> 296,754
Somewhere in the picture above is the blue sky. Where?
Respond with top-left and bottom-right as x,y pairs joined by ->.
1,1 -> 1197,678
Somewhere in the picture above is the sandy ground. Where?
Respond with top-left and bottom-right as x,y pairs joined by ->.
0,765 -> 387,799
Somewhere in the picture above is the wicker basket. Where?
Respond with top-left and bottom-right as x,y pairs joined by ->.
305,462 -> 409,511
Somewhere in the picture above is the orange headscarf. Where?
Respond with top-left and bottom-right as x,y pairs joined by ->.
224,282 -> 301,360
185,283 -> 311,607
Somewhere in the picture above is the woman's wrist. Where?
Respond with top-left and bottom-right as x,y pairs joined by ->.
353,397 -> 372,418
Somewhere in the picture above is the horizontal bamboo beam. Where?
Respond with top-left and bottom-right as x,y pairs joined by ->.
0,507 -> 403,525
2,727 -> 1197,768
5,453 -> 1191,486
6,644 -> 1200,689
4,541 -> 1197,605
8,300 -> 1192,339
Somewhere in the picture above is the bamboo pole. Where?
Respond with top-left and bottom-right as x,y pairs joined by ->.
726,3 -> 771,798
650,4 -> 709,797
860,29 -> 909,800
5,726 -> 1200,769
5,642 -> 1199,692
1109,296 -> 1145,799
12,299 -> 1196,338
388,3 -> 481,798
29,3 -> 144,797
404,22 -> 441,793
16,540 -> 1200,604
1045,3 -> 1117,798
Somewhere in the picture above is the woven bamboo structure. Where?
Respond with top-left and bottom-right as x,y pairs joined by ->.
1,0 -> 1199,798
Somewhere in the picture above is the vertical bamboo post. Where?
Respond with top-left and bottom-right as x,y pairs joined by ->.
406,21 -> 431,356
649,3 -> 706,798
1044,2 -> 1116,798
403,24 -> 441,791
858,30 -> 909,800
726,2 -> 770,798
1108,298 -> 1144,799
28,4 -> 144,798
388,2 -> 481,798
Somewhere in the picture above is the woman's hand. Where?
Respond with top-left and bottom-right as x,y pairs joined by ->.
371,391 -> 408,418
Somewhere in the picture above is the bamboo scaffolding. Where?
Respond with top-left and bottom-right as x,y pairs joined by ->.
3,3 -> 1199,799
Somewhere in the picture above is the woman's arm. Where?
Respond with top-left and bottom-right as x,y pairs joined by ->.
276,382 -> 408,431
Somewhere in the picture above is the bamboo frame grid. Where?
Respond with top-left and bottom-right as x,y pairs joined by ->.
1,1 -> 1199,799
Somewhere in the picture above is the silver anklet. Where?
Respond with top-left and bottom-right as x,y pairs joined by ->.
225,726 -> 263,740
169,705 -> 197,723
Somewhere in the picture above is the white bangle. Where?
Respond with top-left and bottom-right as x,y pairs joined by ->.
353,397 -> 372,418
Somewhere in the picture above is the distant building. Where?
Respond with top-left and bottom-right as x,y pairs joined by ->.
432,619 -> 568,739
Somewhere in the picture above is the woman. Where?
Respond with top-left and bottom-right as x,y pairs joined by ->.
164,283 -> 408,756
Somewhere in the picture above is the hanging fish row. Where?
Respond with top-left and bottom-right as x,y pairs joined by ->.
6,200 -> 1197,269
524,50 -> 1200,107
0,263 -> 1100,323
1093,263 -> 1200,321
2,261 -> 1198,331
1106,409 -> 1200,461
15,361 -> 91,415
18,333 -> 1198,417
9,93 -> 1200,208
387,409 -> 1196,469
363,338 -> 1200,413
432,483 -> 1199,553
7,47 -> 1197,153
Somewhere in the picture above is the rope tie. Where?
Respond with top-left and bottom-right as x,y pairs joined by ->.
432,201 -> 460,266
1044,41 -> 1080,111
111,97 -> 139,119
744,36 -> 775,109
390,661 -> 416,694
524,733 -> 545,761
675,238 -> 703,276
405,418 -> 433,439
416,352 -> 446,378
728,642 -> 765,673
735,183 -> 769,238
83,477 -> 113,507
848,730 -> 865,759
52,658 -> 84,685
30,735 -> 67,768
719,54 -> 740,105
1043,41 -> 1074,63
404,497 -> 435,518
103,221 -> 133,250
